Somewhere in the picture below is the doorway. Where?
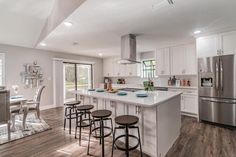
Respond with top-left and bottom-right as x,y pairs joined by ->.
64,62 -> 93,102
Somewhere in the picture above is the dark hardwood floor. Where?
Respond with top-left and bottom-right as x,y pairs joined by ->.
0,107 -> 235,157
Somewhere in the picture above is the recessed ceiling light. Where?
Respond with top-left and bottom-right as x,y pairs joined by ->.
98,53 -> 103,57
40,42 -> 46,46
64,22 -> 73,27
194,30 -> 201,34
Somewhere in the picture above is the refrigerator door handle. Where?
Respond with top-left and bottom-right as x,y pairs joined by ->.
220,58 -> 223,91
201,97 -> 236,104
215,61 -> 219,90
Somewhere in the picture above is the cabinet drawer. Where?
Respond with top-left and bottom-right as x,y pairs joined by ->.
168,88 -> 182,92
182,89 -> 198,95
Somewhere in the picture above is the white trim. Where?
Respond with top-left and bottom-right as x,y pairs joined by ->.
53,58 -> 95,65
40,104 -> 57,111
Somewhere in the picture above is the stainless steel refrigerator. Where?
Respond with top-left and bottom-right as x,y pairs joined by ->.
198,54 -> 236,126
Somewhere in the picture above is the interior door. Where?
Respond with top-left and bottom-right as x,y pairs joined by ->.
219,55 -> 236,98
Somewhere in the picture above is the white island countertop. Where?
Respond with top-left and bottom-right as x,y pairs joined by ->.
73,90 -> 182,107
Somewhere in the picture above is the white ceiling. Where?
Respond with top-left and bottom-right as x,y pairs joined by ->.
37,0 -> 236,57
0,0 -> 55,47
1,0 -> 236,57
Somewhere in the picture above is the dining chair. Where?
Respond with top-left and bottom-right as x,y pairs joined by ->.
26,86 -> 45,120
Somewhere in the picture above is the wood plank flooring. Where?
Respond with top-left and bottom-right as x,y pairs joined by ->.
0,107 -> 236,157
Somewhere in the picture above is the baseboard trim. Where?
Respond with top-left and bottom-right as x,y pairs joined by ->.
40,104 -> 57,111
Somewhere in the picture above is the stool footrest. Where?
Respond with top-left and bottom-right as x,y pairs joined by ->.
91,126 -> 113,138
114,134 -> 140,151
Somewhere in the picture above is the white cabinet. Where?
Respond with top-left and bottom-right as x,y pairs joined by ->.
196,35 -> 219,58
170,44 -> 197,75
103,58 -> 114,77
185,44 -> 197,75
103,57 -> 140,77
126,64 -> 140,77
155,48 -> 170,76
181,94 -> 198,115
196,31 -> 236,58
170,45 -> 186,75
168,88 -> 198,117
220,31 -> 236,55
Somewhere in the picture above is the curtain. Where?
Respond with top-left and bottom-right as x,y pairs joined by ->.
53,58 -> 64,107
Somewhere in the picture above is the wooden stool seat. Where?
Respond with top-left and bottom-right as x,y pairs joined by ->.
77,105 -> 94,111
91,110 -> 112,118
115,115 -> 139,126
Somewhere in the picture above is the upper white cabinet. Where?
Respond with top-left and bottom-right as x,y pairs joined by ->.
103,57 -> 140,77
220,31 -> 236,55
155,48 -> 170,76
170,45 -> 186,75
103,58 -> 114,77
196,35 -> 219,58
196,31 -> 236,58
170,44 -> 197,75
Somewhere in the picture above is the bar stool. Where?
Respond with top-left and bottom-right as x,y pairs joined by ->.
87,109 -> 113,157
64,101 -> 81,134
75,105 -> 94,145
112,115 -> 143,157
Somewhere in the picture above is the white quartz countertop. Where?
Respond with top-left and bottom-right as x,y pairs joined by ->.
73,90 -> 182,107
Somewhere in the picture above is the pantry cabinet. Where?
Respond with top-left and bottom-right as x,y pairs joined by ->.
155,48 -> 170,76
196,30 -> 236,58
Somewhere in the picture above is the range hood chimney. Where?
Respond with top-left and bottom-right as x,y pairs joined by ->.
118,34 -> 140,64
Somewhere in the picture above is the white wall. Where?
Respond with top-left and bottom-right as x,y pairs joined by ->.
0,44 -> 103,108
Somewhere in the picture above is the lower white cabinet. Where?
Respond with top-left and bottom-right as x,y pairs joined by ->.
168,88 -> 198,117
181,94 -> 198,115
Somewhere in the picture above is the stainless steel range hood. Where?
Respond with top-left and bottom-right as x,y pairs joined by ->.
118,34 -> 140,64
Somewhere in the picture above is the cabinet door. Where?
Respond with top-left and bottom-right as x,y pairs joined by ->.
156,48 -> 170,76
170,46 -> 186,75
126,64 -> 140,77
128,105 -> 142,147
220,31 -> 236,55
196,35 -> 219,58
181,95 -> 198,114
103,58 -> 113,77
185,44 -> 197,75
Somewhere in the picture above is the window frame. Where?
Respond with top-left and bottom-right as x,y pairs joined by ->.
141,58 -> 156,78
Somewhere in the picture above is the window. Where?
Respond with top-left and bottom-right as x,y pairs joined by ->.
64,62 -> 93,102
0,53 -> 5,86
142,59 -> 156,78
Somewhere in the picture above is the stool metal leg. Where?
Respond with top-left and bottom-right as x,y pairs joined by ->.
137,127 -> 143,157
64,107 -> 67,130
79,113 -> 82,145
75,110 -> 78,139
125,125 -> 129,157
111,127 -> 117,157
101,118 -> 105,157
87,119 -> 92,155
69,108 -> 72,134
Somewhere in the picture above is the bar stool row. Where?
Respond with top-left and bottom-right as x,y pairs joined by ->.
64,101 -> 143,157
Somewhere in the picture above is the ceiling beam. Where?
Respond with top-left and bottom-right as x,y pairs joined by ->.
36,0 -> 86,47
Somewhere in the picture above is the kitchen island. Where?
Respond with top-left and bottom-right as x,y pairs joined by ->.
74,90 -> 182,157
